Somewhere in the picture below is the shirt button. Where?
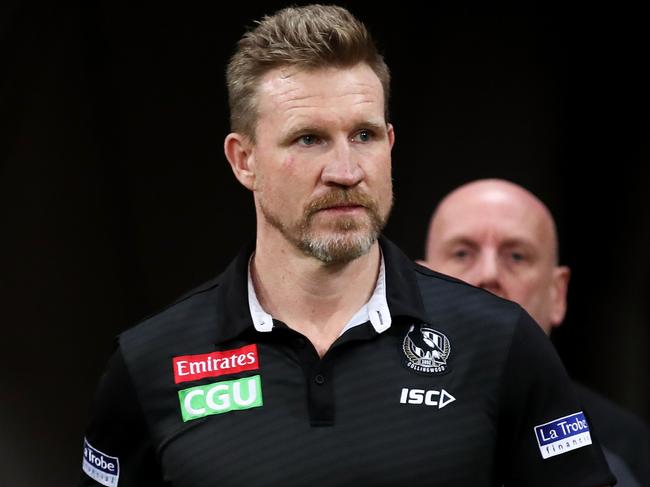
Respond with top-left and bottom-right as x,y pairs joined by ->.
314,374 -> 326,385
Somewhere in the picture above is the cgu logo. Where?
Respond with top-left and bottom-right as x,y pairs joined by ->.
179,375 -> 263,422
399,388 -> 456,409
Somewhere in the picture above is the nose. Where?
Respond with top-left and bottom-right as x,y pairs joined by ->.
321,138 -> 365,187
473,250 -> 503,297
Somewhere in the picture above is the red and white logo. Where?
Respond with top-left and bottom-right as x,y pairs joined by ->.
173,344 -> 259,384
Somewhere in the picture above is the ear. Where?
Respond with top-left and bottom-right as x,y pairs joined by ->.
224,132 -> 256,191
387,123 -> 395,150
549,265 -> 570,328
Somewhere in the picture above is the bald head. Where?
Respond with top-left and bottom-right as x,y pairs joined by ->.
424,179 -> 570,334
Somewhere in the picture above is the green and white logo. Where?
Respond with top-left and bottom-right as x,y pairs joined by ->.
178,375 -> 263,422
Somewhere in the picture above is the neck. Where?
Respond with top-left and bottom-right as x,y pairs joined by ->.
251,232 -> 381,356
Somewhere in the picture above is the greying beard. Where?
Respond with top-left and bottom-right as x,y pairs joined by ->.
260,189 -> 391,265
297,214 -> 382,264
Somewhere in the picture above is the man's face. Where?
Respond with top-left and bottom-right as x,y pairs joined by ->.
247,63 -> 394,264
425,183 -> 568,333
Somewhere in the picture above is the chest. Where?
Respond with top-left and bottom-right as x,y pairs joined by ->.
143,328 -> 505,486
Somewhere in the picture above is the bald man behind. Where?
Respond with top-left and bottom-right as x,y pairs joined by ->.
423,179 -> 650,486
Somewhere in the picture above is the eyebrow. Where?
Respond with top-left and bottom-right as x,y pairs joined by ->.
499,238 -> 538,252
443,236 -> 538,252
442,237 -> 477,249
355,120 -> 388,134
280,120 -> 388,145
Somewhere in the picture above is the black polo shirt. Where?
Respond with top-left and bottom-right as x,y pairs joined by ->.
80,237 -> 615,486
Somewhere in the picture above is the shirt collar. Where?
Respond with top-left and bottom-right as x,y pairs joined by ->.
378,235 -> 430,324
247,251 -> 392,335
246,254 -> 274,332
210,236 -> 429,344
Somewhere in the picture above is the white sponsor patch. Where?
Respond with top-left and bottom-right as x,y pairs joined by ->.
534,411 -> 592,459
82,438 -> 120,486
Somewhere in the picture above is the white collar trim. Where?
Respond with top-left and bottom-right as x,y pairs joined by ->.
247,255 -> 274,332
247,252 -> 392,335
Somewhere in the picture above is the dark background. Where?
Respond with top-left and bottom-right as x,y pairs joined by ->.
2,2 -> 648,485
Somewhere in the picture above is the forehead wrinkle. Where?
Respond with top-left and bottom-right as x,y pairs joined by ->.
258,63 -> 384,114
271,77 -> 381,107
282,102 -> 379,119
256,65 -> 387,146
280,92 -> 379,109
281,97 -> 384,130
282,112 -> 385,136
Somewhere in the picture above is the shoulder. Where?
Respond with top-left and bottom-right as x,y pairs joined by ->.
414,261 -> 525,338
119,241 -> 254,355
120,275 -> 223,352
408,261 -> 547,402
380,236 -> 530,362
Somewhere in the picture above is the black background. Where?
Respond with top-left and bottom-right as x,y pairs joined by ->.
2,2 -> 648,485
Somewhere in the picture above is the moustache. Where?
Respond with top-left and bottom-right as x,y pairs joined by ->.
305,189 -> 377,216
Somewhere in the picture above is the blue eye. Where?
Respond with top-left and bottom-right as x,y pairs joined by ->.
353,130 -> 373,142
298,134 -> 320,146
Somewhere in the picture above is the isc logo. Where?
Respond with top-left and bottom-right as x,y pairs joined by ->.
399,388 -> 456,409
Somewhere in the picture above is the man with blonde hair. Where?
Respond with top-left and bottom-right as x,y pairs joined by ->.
423,178 -> 649,486
80,7 -> 614,486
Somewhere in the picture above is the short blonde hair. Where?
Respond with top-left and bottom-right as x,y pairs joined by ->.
226,4 -> 390,139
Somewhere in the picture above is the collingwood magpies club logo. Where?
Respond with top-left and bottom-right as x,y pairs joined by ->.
402,324 -> 451,375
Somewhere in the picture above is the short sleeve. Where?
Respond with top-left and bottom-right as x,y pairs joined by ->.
499,309 -> 616,487
79,347 -> 166,486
